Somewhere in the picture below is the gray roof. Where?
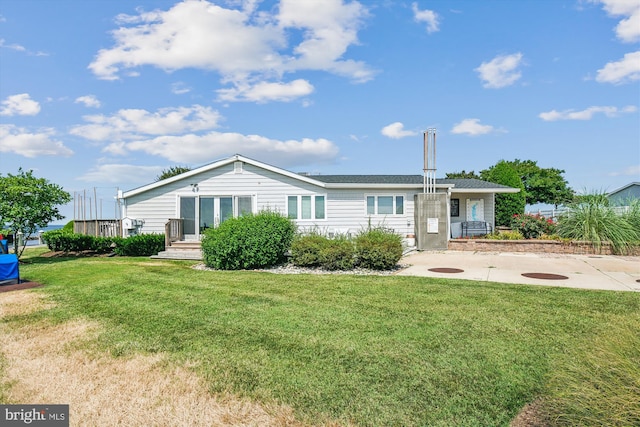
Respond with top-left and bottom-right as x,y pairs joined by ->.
310,175 -> 513,189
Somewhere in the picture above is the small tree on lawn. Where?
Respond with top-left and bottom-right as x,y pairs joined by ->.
0,169 -> 72,258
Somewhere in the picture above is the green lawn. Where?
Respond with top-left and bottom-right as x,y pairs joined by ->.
5,249 -> 640,426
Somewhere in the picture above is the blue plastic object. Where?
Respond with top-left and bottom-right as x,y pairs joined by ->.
0,253 -> 19,284
0,239 -> 8,254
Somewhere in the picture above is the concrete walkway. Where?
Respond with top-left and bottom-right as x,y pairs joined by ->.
397,251 -> 640,292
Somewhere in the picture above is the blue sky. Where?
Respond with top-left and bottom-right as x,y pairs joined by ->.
1,0 -> 639,222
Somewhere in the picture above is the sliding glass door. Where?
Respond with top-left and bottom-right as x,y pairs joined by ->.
180,195 -> 252,239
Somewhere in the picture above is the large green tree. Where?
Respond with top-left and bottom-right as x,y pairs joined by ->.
501,159 -> 574,207
0,169 -> 71,258
480,161 -> 526,226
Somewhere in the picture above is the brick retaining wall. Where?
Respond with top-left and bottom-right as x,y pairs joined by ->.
448,239 -> 640,256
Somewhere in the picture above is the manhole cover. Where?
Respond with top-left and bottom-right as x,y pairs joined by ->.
428,268 -> 464,273
521,273 -> 568,280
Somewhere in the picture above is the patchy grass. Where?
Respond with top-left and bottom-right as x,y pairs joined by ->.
2,248 -> 639,426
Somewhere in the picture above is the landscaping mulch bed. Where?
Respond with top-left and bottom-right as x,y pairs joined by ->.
0,281 -> 43,293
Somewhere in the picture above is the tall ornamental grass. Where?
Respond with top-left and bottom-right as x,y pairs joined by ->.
556,193 -> 639,255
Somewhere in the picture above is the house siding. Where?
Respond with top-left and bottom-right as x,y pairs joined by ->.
123,162 -> 418,237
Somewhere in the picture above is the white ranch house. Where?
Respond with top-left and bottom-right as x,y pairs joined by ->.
118,154 -> 518,252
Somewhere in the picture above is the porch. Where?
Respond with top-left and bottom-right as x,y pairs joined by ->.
151,219 -> 203,260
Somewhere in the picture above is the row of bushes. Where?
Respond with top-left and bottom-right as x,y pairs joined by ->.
41,229 -> 165,257
201,211 -> 405,271
290,229 -> 403,270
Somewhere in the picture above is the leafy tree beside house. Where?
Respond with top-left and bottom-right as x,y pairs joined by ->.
505,159 -> 574,207
0,169 -> 72,258
480,161 -> 526,227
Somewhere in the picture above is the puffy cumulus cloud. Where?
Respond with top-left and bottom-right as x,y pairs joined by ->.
412,2 -> 440,33
88,0 -> 373,102
539,105 -> 637,121
592,0 -> 640,43
217,79 -> 314,102
0,125 -> 73,157
450,118 -> 498,136
106,131 -> 340,167
381,122 -> 418,139
596,51 -> 640,84
0,93 -> 41,116
75,95 -> 101,108
77,163 -> 164,184
70,105 -> 222,141
475,53 -> 524,89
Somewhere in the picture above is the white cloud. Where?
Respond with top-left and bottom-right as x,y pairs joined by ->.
0,125 -> 73,157
171,82 -> 191,95
88,0 -> 373,102
75,95 -> 101,108
70,105 -> 223,141
595,51 -> 640,84
475,53 -> 524,89
77,164 -> 164,184
539,105 -> 637,121
105,132 -> 339,167
0,93 -> 41,116
592,0 -> 640,43
381,122 -> 418,139
412,3 -> 440,33
450,118 -> 497,136
609,164 -> 640,177
216,79 -> 314,102
0,38 -> 26,51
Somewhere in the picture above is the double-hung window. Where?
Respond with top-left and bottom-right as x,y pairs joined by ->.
366,195 -> 404,215
288,195 -> 326,220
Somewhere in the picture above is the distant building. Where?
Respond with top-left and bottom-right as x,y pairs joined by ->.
608,182 -> 640,206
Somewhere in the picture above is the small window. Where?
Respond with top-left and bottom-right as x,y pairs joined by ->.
366,195 -> 405,215
236,196 -> 252,217
366,196 -> 375,215
378,196 -> 393,214
451,198 -> 460,217
288,196 -> 298,219
234,161 -> 243,173
287,195 -> 327,220
301,196 -> 312,219
315,196 -> 325,219
396,196 -> 404,214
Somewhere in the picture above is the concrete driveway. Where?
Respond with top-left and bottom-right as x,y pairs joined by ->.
397,250 -> 640,292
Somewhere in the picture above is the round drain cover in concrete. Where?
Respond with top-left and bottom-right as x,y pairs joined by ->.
521,273 -> 568,280
428,268 -> 464,273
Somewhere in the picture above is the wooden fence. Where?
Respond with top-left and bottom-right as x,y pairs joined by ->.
74,220 -> 121,237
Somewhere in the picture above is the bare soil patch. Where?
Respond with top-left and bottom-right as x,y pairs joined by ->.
510,399 -> 550,427
0,291 -> 307,426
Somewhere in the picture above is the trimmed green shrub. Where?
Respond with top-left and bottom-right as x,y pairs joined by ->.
62,220 -> 74,233
485,230 -> 524,240
113,233 -> 164,257
355,227 -> 403,270
510,213 -> 556,239
319,236 -> 355,270
290,232 -> 330,267
41,230 -> 93,252
202,211 -> 296,270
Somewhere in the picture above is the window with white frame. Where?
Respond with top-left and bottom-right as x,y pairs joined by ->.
287,195 -> 326,220
366,195 -> 404,215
